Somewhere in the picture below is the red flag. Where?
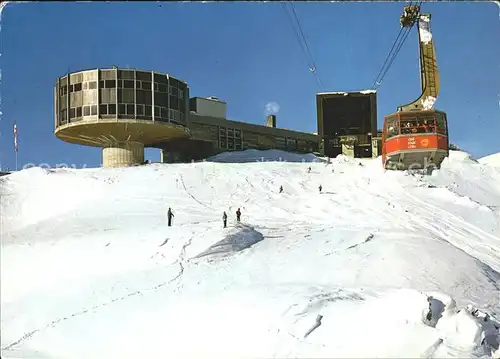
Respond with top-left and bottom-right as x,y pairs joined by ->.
14,121 -> 18,152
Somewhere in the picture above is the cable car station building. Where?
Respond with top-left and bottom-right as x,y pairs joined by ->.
54,67 -> 381,167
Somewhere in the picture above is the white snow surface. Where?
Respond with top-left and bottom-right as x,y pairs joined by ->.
479,153 -> 500,167
208,149 -> 324,163
1,150 -> 500,359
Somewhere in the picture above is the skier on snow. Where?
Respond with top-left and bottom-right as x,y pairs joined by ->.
236,208 -> 241,222
223,211 -> 228,228
167,207 -> 174,227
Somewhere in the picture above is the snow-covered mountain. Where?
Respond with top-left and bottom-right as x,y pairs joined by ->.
1,150 -> 499,358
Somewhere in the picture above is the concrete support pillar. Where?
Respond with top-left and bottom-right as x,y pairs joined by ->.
341,143 -> 355,158
102,141 -> 144,168
161,150 -> 182,163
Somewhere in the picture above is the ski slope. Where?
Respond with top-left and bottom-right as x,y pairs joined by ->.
1,150 -> 499,359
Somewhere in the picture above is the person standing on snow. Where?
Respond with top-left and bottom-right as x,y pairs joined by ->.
319,184 -> 322,193
279,185 -> 283,193
223,211 -> 228,228
236,208 -> 241,222
167,207 -> 174,227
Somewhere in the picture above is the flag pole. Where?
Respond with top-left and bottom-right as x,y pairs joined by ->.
14,120 -> 18,171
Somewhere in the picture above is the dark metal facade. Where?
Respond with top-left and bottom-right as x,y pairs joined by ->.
316,91 -> 377,157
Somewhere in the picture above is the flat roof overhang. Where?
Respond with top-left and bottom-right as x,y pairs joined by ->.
55,119 -> 190,147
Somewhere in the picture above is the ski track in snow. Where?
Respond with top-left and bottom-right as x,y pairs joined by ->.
1,150 -> 500,358
1,234 -> 198,352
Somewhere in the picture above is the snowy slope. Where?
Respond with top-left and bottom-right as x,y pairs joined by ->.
1,150 -> 499,359
208,148 -> 324,163
479,153 -> 500,167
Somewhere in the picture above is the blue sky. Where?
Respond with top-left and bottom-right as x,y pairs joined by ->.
1,1 -> 499,169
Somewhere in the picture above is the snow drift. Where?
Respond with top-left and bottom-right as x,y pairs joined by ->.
1,150 -> 499,358
479,152 -> 500,167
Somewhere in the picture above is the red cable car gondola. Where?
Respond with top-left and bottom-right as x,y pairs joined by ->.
382,5 -> 449,171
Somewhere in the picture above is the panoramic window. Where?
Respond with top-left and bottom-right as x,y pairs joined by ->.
118,70 -> 134,79
136,104 -> 144,116
108,104 -> 116,115
123,80 -> 134,89
126,104 -> 134,115
169,96 -> 179,110
436,115 -> 447,134
59,109 -> 67,124
158,84 -> 167,93
386,118 -> 398,138
137,71 -> 152,82
118,89 -> 134,103
160,107 -> 167,118
118,104 -> 126,115
99,104 -> 108,115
